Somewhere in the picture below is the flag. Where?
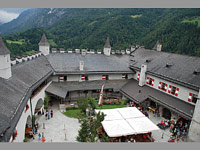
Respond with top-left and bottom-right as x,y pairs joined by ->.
98,84 -> 104,105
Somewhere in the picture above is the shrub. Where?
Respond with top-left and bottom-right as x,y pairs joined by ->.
111,101 -> 114,105
24,137 -> 29,142
115,101 -> 120,105
103,101 -> 107,105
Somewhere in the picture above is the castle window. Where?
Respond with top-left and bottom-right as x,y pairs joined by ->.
146,77 -> 155,86
64,76 -> 67,81
158,82 -> 167,92
102,75 -> 109,80
188,93 -> 198,104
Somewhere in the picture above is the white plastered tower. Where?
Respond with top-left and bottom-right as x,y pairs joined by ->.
0,37 -> 12,79
38,34 -> 50,56
103,37 -> 111,56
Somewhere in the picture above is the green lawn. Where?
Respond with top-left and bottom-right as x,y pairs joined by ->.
182,17 -> 200,27
64,109 -> 86,119
97,104 -> 126,109
64,104 -> 126,119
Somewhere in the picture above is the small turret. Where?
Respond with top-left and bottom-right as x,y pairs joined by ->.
104,37 -> 111,56
0,37 -> 12,79
38,34 -> 50,56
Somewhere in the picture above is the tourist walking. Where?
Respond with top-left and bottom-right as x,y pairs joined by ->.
48,112 -> 51,119
45,111 -> 48,120
51,110 -> 53,118
42,136 -> 46,143
38,133 -> 41,140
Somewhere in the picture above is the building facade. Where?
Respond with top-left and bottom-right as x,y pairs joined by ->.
0,35 -> 200,142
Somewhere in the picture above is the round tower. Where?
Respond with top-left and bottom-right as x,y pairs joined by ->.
0,37 -> 12,79
38,34 -> 50,56
104,37 -> 111,56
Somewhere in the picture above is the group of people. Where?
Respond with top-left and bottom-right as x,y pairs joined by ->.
168,119 -> 189,142
45,109 -> 54,120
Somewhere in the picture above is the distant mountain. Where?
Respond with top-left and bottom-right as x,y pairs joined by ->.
2,8 -> 200,57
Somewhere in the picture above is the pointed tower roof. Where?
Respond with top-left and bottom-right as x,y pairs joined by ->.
104,37 -> 111,48
38,34 -> 50,46
0,36 -> 10,55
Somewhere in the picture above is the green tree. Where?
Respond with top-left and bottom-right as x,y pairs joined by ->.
44,97 -> 50,110
76,112 -> 106,142
77,98 -> 89,114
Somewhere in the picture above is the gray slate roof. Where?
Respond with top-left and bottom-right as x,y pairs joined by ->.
46,80 -> 129,98
130,48 -> 200,90
38,34 -> 50,46
0,37 -> 10,55
104,37 -> 111,48
46,53 -> 133,74
120,79 -> 195,120
0,56 -> 53,141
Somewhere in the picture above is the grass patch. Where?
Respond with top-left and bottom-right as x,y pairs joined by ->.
182,16 -> 200,27
64,109 -> 86,119
97,104 -> 126,109
131,14 -> 142,18
23,50 -> 36,55
6,39 -> 24,45
63,104 -> 126,119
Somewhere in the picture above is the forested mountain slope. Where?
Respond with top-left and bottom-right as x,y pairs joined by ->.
1,8 -> 200,57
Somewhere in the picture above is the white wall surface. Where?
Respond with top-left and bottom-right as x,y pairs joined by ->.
12,81 -> 51,142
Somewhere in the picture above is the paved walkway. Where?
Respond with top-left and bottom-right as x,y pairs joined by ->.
30,103 -> 185,143
31,102 -> 80,143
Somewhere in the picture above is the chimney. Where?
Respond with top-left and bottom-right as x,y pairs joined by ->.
16,56 -> 22,63
97,49 -> 102,54
59,48 -> 65,53
75,49 -> 80,54
0,37 -> 12,79
157,43 -> 162,52
104,37 -> 111,56
153,41 -> 162,52
131,46 -> 136,52
51,48 -> 57,53
126,48 -> 131,54
80,61 -> 84,71
121,50 -> 125,55
111,50 -> 115,55
22,55 -> 28,62
81,49 -> 87,55
139,64 -> 147,86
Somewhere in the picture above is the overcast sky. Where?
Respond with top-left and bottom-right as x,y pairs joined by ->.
0,8 -> 28,24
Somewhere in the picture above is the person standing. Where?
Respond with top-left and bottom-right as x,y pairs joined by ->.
45,111 -> 48,120
51,110 -> 53,118
48,111 -> 50,119
38,133 -> 41,140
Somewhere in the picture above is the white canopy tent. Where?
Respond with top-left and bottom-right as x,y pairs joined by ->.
95,107 -> 160,137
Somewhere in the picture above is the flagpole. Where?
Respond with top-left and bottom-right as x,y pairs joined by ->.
98,84 -> 104,110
